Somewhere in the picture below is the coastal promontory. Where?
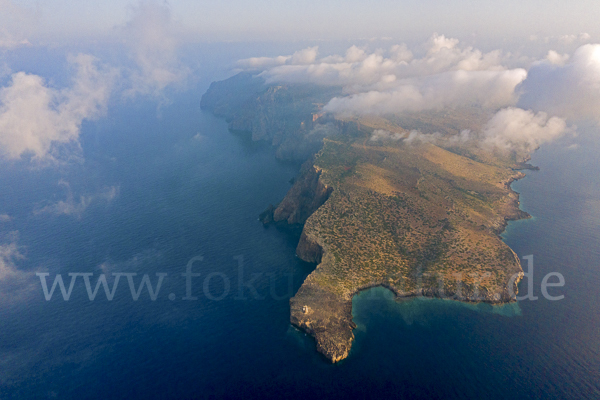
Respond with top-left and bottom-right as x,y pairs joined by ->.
202,73 -> 528,362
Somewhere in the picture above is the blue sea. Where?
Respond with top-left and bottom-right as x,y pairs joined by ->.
0,54 -> 599,399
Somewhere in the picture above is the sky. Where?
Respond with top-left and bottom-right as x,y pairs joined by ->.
3,0 -> 600,44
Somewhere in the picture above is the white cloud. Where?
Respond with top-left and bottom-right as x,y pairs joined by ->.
236,46 -> 319,70
35,181 -> 119,218
120,0 -> 189,97
426,33 -> 459,55
546,50 -> 570,66
0,214 -> 10,222
343,46 -> 367,63
236,36 -> 600,153
238,34 -> 525,117
370,129 -> 404,142
290,46 -> 319,65
240,34 -> 511,92
0,1 -> 194,163
371,127 -> 475,147
234,36 -> 600,158
0,231 -> 30,287
403,130 -> 443,145
323,68 -> 526,115
236,55 -> 290,69
482,107 -> 570,153
389,44 -> 413,63
0,232 -> 40,306
0,54 -> 115,160
559,34 -> 578,45
0,236 -> 24,281
519,44 -> 600,123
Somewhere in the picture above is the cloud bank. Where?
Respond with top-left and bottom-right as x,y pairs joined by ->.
368,108 -> 570,154
238,34 -> 527,116
482,107 -> 570,153
0,54 -> 115,160
238,35 -> 600,152
324,69 -> 526,115
241,34 -> 512,88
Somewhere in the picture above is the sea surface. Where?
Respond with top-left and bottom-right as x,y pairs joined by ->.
0,61 -> 599,399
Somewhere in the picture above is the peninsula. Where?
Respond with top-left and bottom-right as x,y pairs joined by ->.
201,73 -> 528,362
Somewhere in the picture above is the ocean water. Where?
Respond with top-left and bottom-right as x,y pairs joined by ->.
0,72 -> 599,399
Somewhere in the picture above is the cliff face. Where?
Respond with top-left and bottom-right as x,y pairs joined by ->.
296,230 -> 323,264
201,73 -> 344,162
273,163 -> 333,226
200,71 -> 266,118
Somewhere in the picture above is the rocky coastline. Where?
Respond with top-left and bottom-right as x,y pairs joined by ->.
202,73 -> 530,363
276,162 -> 527,363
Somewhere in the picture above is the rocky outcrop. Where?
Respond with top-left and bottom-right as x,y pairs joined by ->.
290,271 -> 355,363
259,161 -> 333,232
273,162 -> 333,226
296,230 -> 323,264
490,172 -> 531,235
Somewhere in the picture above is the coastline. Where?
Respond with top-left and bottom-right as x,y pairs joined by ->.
200,77 -> 532,363
286,156 -> 529,363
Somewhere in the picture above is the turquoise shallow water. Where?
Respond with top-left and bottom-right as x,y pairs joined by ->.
0,74 -> 599,398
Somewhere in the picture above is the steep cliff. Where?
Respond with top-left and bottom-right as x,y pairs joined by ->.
272,162 -> 333,226
201,73 -> 344,162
